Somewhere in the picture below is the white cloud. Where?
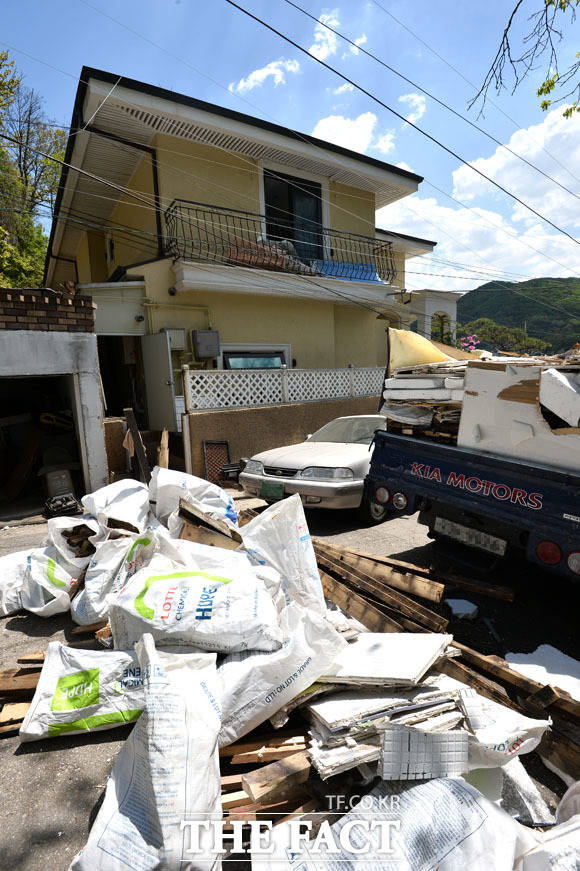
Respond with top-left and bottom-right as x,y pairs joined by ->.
349,34 -> 367,55
452,106 -> 580,230
396,161 -> 414,173
333,82 -> 355,95
312,112 -> 378,154
376,193 -> 578,291
398,92 -> 426,125
229,59 -> 300,94
309,10 -> 340,60
374,130 -> 396,155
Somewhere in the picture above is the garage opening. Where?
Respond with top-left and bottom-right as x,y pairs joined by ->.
97,335 -> 148,429
0,375 -> 82,521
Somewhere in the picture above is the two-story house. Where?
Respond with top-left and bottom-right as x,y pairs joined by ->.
46,68 -> 448,432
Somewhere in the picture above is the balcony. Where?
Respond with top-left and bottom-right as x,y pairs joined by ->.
164,199 -> 396,284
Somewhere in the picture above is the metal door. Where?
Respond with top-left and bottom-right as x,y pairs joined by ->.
141,332 -> 177,431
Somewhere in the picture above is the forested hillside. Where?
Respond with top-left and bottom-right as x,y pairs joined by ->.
457,278 -> 580,353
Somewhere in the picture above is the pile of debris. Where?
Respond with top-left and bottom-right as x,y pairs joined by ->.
0,471 -> 579,869
381,329 -> 580,448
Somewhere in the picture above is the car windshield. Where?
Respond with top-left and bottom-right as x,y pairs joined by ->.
308,417 -> 386,445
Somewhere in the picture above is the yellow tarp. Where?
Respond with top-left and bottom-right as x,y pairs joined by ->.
388,327 -> 453,371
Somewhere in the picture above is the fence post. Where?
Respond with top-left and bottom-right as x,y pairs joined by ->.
182,365 -> 192,412
280,365 -> 289,403
348,365 -> 355,397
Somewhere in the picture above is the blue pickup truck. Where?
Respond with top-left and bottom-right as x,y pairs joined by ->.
365,430 -> 580,579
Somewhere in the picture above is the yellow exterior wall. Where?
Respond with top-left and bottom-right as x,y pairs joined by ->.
75,230 -> 107,282
107,152 -> 158,271
154,134 -> 260,214
75,232 -> 90,283
328,181 -> 375,236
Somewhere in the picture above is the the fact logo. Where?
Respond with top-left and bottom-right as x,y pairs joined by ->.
181,813 -> 402,857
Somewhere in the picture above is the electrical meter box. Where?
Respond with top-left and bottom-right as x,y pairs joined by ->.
192,329 -> 220,359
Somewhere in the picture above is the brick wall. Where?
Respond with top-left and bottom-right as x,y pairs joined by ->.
0,288 -> 96,332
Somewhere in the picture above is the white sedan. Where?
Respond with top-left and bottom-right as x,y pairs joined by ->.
239,415 -> 388,523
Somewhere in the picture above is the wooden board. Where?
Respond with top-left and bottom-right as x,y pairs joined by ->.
242,750 -> 311,804
453,642 -> 580,725
158,428 -> 169,469
334,545 -> 514,602
124,407 -> 150,483
179,498 -> 243,544
539,726 -> 580,782
314,540 -> 444,603
179,519 -> 239,551
316,548 -> 448,633
220,773 -> 245,793
0,701 -> 30,725
320,571 -> 403,633
230,746 -> 307,765
0,669 -> 41,697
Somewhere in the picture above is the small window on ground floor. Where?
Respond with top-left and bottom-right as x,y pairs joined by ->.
222,350 -> 286,369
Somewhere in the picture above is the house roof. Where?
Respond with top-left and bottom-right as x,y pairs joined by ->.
375,226 -> 437,260
46,68 -> 425,285
375,227 -> 437,248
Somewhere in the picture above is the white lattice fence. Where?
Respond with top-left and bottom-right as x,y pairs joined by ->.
183,366 -> 384,410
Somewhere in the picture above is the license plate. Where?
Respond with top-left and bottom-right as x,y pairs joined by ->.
261,480 -> 285,501
434,517 -> 507,556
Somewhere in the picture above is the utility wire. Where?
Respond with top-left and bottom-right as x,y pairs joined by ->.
3,34 -> 576,279
224,0 -> 579,247
281,0 -> 578,200
369,0 -> 580,185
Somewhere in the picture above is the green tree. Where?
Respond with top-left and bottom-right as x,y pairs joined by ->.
0,54 -> 65,288
0,50 -> 20,116
456,317 -> 552,354
471,1 -> 580,117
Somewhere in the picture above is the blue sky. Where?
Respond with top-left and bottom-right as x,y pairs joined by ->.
2,0 -> 579,289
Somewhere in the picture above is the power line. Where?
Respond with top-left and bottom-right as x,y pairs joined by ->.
369,0 -> 580,186
281,0 -> 578,201
3,35 -> 576,282
224,0 -> 579,247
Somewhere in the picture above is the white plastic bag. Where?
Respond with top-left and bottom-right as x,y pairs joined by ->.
257,778 -> 537,871
218,603 -> 347,746
46,516 -> 103,575
149,466 -> 238,528
70,536 -> 140,626
20,547 -> 75,616
240,494 -> 326,614
20,642 -> 145,741
69,634 -> 222,871
458,685 -> 550,769
0,549 -> 28,615
82,479 -> 150,533
110,550 -> 283,653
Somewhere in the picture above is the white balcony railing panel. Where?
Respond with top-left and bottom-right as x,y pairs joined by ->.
182,366 -> 384,411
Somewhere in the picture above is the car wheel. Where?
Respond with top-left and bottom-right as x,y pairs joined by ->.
361,497 -> 389,525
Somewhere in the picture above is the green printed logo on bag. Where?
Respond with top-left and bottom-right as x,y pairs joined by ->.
51,668 -> 100,711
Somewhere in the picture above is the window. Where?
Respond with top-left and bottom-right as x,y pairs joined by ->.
222,350 -> 286,370
309,416 -> 387,445
263,170 -> 323,262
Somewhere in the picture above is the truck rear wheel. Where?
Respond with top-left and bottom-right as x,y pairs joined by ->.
361,497 -> 389,525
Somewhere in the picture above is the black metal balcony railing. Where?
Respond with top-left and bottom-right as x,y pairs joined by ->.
164,199 -> 396,284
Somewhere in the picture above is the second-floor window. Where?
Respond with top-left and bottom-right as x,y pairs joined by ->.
264,170 -> 323,263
